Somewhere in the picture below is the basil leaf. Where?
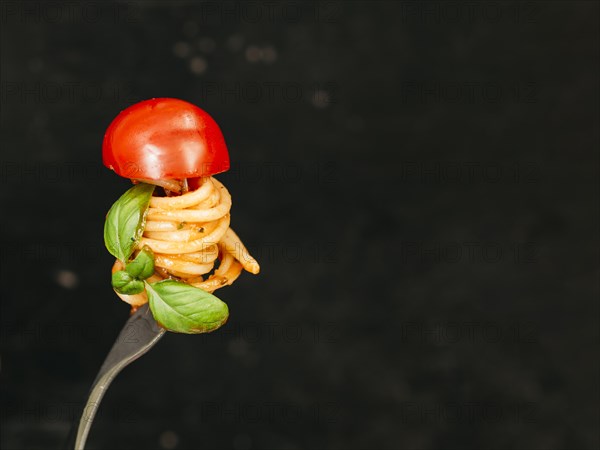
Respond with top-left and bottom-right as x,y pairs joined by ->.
104,183 -> 155,262
145,280 -> 229,334
126,246 -> 155,280
112,270 -> 145,295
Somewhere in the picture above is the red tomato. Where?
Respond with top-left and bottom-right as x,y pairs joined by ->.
102,98 -> 230,179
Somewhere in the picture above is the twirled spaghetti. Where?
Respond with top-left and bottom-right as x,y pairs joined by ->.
113,176 -> 259,306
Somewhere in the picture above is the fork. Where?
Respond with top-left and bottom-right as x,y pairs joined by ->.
65,303 -> 165,449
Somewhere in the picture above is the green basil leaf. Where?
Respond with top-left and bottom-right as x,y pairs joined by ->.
145,280 -> 229,334
112,270 -> 144,295
126,246 -> 155,280
104,183 -> 155,262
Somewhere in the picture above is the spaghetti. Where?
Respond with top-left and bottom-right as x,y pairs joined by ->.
112,176 -> 259,306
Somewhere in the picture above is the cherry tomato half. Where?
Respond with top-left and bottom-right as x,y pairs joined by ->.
102,98 -> 230,180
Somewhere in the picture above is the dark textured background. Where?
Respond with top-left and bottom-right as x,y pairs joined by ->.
1,1 -> 598,449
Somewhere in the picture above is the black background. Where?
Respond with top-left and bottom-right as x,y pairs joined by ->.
1,1 -> 599,449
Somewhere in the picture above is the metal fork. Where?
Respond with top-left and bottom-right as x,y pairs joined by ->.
65,304 -> 165,449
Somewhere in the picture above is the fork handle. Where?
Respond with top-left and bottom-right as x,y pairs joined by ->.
64,304 -> 165,449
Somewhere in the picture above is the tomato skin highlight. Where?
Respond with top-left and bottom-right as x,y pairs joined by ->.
102,98 -> 230,180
